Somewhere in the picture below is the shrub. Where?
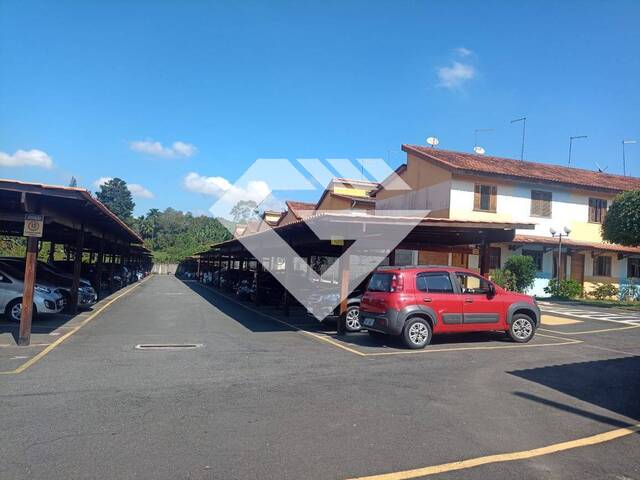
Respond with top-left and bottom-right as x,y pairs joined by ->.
490,268 -> 518,291
589,283 -> 620,300
503,255 -> 537,293
544,279 -> 583,299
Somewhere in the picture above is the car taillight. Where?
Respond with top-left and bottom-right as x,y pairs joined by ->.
390,274 -> 404,292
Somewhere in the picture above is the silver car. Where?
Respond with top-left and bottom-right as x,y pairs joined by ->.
0,258 -> 97,309
0,264 -> 65,322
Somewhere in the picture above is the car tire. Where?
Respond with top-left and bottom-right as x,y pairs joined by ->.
5,299 -> 37,323
345,305 -> 362,332
402,317 -> 432,349
508,314 -> 536,343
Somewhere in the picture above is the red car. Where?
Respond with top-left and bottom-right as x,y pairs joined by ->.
360,266 -> 540,349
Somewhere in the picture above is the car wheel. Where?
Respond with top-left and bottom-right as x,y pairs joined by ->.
402,317 -> 432,349
345,305 -> 362,332
508,314 -> 536,343
6,299 -> 37,323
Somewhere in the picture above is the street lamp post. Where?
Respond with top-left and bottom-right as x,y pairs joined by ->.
550,226 -> 572,281
622,140 -> 637,176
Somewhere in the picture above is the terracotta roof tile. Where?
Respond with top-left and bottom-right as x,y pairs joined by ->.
285,200 -> 316,220
403,145 -> 640,193
513,234 -> 640,255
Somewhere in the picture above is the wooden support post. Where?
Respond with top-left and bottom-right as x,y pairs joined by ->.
337,247 -> 350,335
254,260 -> 263,305
18,237 -> 39,346
282,255 -> 291,316
388,248 -> 396,266
108,253 -> 115,292
95,239 -> 104,300
69,226 -> 85,314
48,242 -> 56,264
479,240 -> 491,277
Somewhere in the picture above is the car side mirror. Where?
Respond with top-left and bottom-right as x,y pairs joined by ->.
487,282 -> 496,298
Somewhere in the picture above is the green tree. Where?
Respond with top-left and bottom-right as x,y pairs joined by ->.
602,190 -> 640,246
503,255 -> 537,293
96,178 -> 135,223
230,200 -> 258,223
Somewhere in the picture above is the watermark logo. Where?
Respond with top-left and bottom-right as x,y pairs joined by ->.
210,158 -> 427,321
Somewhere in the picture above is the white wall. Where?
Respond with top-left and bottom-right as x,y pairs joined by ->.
376,180 -> 451,214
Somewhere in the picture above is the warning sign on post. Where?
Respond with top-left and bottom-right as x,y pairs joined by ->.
23,214 -> 44,237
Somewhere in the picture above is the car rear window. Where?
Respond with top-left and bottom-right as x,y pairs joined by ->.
367,272 -> 394,292
416,272 -> 454,293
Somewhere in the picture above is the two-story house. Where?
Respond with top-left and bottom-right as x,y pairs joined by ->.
375,144 -> 640,296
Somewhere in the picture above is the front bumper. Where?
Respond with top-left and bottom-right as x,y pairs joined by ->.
37,296 -> 65,314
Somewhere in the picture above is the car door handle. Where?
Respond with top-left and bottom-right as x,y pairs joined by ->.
423,297 -> 432,303
464,298 -> 474,303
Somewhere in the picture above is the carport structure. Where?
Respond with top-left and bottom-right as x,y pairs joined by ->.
192,212 -> 534,333
0,179 -> 151,345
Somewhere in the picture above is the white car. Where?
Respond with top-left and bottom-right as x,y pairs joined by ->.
0,265 -> 65,322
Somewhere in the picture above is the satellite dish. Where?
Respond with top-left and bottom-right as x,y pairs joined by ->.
473,146 -> 485,155
595,162 -> 608,173
426,137 -> 439,147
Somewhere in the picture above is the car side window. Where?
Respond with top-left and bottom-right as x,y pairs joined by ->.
0,273 -> 11,284
416,272 -> 455,293
455,272 -> 490,294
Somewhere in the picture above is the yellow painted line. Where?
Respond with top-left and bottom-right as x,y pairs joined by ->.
0,276 -> 151,375
540,323 -> 640,335
541,315 -> 582,326
345,423 -> 640,480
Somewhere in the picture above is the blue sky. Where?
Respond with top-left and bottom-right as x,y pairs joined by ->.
1,0 -> 639,216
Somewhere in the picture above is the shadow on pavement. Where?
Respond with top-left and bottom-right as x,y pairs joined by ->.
509,356 -> 640,423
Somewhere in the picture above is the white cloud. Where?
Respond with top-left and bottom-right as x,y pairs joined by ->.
455,47 -> 472,57
93,177 -> 154,199
0,149 -> 53,169
128,183 -> 154,199
129,140 -> 197,158
436,61 -> 476,90
93,177 -> 112,188
183,172 -> 270,204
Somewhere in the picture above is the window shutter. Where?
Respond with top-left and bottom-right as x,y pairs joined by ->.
531,191 -> 540,216
489,186 -> 497,212
474,184 -> 481,210
542,192 -> 552,217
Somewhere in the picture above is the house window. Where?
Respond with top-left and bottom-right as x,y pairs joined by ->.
522,249 -> 543,271
489,247 -> 501,270
589,198 -> 607,223
474,184 -> 497,212
594,256 -> 612,277
628,258 -> 640,278
531,190 -> 552,218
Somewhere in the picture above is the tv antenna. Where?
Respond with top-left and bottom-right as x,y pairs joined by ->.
474,128 -> 493,149
568,135 -> 587,165
426,137 -> 439,148
622,139 -> 637,176
510,117 -> 527,160
595,162 -> 608,173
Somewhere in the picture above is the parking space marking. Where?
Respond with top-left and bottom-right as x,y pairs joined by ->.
345,423 -> 640,480
541,315 -> 582,326
539,323 -> 640,335
335,333 -> 582,357
0,276 -> 151,375
196,283 -> 367,356
196,283 -> 582,357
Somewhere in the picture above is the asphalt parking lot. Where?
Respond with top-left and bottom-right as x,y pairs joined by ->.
1,275 -> 638,480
